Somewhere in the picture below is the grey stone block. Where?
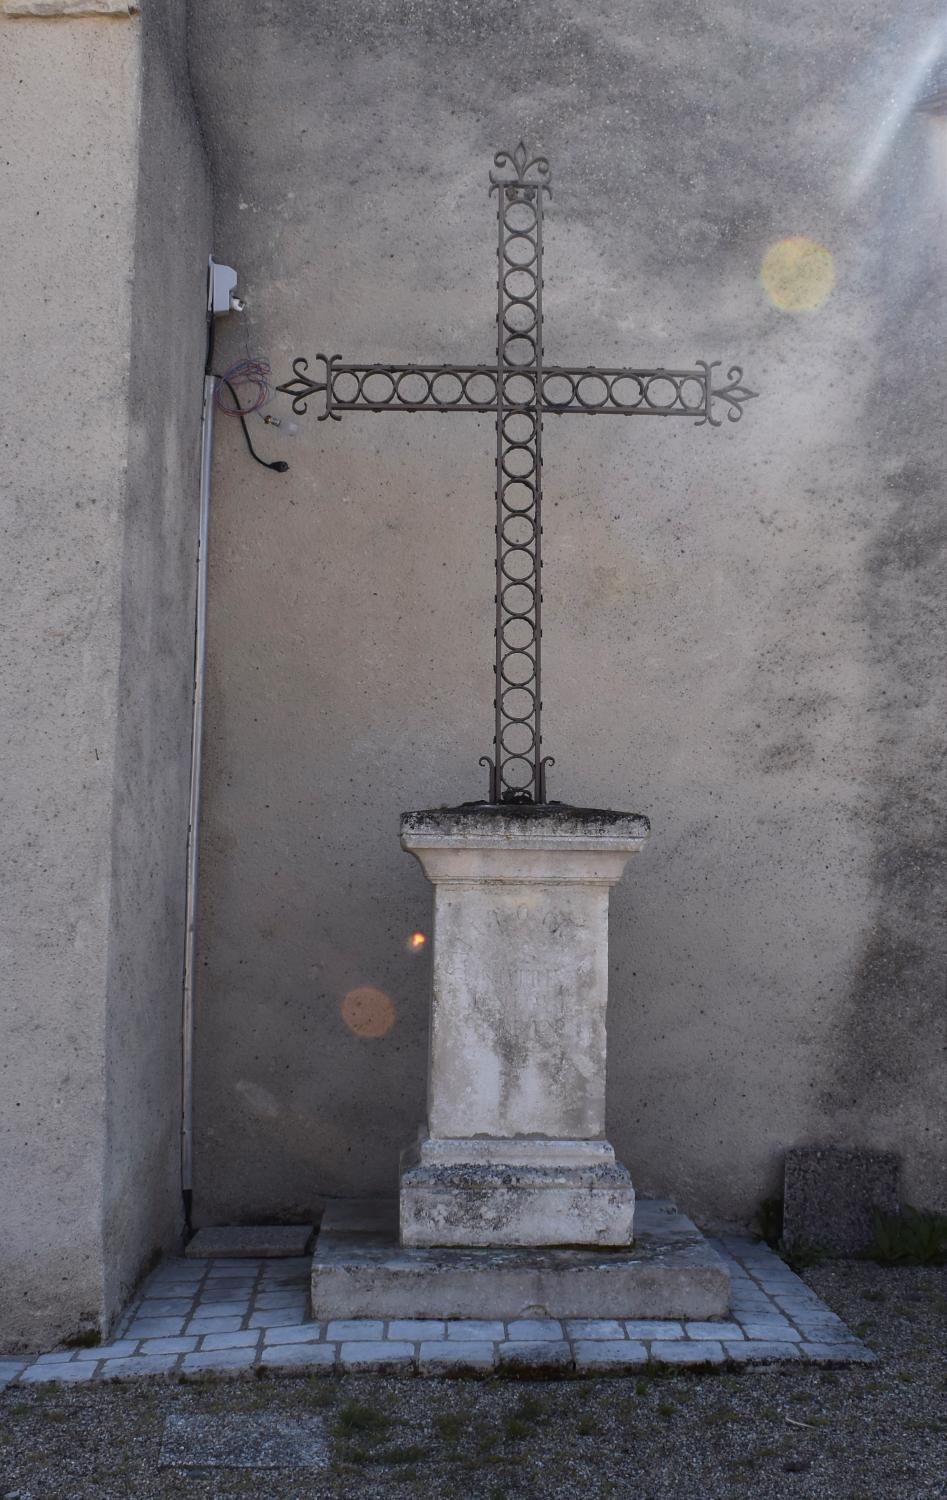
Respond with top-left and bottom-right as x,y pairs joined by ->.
246,1308 -> 305,1329
19,1361 -> 95,1383
98,1355 -> 179,1380
573,1339 -> 648,1372
729,1291 -> 773,1311
338,1340 -> 415,1373
785,1304 -> 847,1325
259,1258 -> 311,1279
650,1341 -> 724,1365
418,1340 -> 497,1375
152,1258 -> 205,1278
400,1153 -> 635,1249
724,1341 -> 801,1362
262,1324 -> 324,1346
387,1319 -> 446,1340
783,1147 -> 899,1256
498,1340 -> 573,1372
326,1319 -> 385,1341
800,1342 -> 877,1364
686,1321 -> 744,1340
253,1291 -> 307,1310
772,1295 -> 825,1316
197,1301 -> 252,1318
507,1318 -> 563,1341
623,1320 -> 683,1340
447,1319 -> 505,1340
150,1268 -> 205,1286
185,1226 -> 314,1259
140,1336 -> 198,1355
311,1199 -> 730,1320
187,1316 -> 245,1335
137,1298 -> 195,1317
127,1316 -> 187,1337
201,1330 -> 262,1350
565,1319 -> 626,1340
260,1343 -> 336,1371
181,1348 -> 258,1373
739,1322 -> 802,1341
73,1344 -> 138,1368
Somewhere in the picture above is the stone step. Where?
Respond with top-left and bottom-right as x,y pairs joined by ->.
311,1198 -> 730,1320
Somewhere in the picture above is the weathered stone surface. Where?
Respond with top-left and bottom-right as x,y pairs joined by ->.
783,1147 -> 900,1256
401,804 -> 651,842
311,1199 -> 730,1320
401,807 -> 648,1143
185,1225 -> 313,1259
417,1137 -> 619,1168
725,1340 -> 801,1362
399,806 -> 647,1248
573,1339 -> 648,1371
417,1340 -> 496,1375
2,1 -> 138,13
498,1339 -> 573,1372
400,1149 -> 635,1249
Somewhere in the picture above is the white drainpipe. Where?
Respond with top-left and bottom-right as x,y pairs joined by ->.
181,259 -> 242,1224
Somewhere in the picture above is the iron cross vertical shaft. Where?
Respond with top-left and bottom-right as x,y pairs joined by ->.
278,143 -> 757,805
490,145 -> 551,804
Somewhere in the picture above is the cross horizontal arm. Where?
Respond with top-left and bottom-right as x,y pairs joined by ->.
277,355 -> 756,427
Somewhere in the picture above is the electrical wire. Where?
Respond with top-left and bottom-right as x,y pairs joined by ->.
214,357 -> 272,416
218,378 -> 289,473
202,340 -> 288,473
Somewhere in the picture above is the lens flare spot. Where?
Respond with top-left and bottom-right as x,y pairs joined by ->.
341,986 -> 396,1039
761,236 -> 835,312
406,931 -> 427,952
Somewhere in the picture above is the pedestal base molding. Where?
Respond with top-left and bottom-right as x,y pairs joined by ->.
401,1136 -> 634,1247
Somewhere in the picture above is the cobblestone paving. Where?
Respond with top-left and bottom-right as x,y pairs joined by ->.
0,1236 -> 873,1386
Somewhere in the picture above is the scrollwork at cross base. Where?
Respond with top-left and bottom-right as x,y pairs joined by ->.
278,144 -> 757,805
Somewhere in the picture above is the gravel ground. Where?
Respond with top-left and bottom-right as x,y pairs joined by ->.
1,1261 -> 944,1499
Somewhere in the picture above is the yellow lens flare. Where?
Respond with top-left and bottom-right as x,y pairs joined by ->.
406,931 -> 427,952
340,986 -> 396,1039
761,236 -> 835,312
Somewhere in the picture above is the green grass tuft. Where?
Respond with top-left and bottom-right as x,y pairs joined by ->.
868,1206 -> 947,1266
333,1400 -> 391,1437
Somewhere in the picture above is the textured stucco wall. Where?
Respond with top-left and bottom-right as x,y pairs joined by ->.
101,0 -> 213,1324
0,5 -> 210,1349
188,0 -> 946,1228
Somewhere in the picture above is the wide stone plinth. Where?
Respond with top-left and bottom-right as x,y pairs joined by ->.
400,804 -> 649,1248
311,1200 -> 730,1320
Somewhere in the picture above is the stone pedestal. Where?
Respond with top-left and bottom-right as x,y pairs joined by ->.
399,804 -> 650,1248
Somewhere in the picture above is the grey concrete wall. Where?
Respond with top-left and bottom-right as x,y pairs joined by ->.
0,4 -> 211,1349
102,0 -> 213,1322
189,0 -> 946,1228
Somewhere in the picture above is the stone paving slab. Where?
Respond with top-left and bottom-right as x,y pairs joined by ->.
185,1226 -> 314,1259
3,1235 -> 875,1383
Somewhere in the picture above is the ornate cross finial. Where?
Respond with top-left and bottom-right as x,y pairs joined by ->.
489,141 -> 552,194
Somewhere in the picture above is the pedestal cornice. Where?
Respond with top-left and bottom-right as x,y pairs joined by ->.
401,804 -> 650,885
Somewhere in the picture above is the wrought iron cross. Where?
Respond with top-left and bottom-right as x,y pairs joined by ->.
278,143 -> 756,804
